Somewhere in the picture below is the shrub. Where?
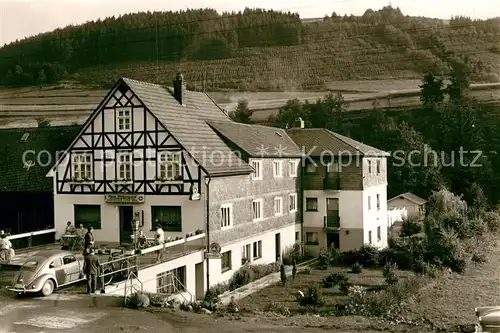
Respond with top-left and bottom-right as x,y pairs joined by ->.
299,284 -> 325,307
341,245 -> 379,267
318,247 -> 339,269
322,272 -> 349,288
264,302 -> 291,316
382,262 -> 398,285
280,264 -> 287,286
282,243 -> 305,265
339,280 -> 352,295
292,260 -> 297,280
301,267 -> 311,275
400,217 -> 422,237
127,292 -> 150,308
228,263 -> 280,291
351,262 -> 363,273
482,210 -> 500,233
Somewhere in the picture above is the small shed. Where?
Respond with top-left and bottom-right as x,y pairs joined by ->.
387,192 -> 426,219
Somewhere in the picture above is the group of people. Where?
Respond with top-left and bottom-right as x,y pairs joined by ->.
0,230 -> 13,264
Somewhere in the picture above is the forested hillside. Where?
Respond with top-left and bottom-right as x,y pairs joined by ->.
1,6 -> 499,91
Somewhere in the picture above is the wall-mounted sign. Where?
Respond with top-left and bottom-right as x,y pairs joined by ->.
204,252 -> 222,259
205,242 -> 222,259
189,183 -> 200,201
105,194 -> 144,204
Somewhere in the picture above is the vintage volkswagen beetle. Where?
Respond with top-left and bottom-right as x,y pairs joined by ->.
475,306 -> 500,332
8,249 -> 86,296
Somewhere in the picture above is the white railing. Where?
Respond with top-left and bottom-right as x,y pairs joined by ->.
139,233 -> 205,255
6,228 -> 56,241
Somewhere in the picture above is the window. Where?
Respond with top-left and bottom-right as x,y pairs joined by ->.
376,194 -> 380,210
74,204 -> 101,229
305,163 -> 317,173
289,160 -> 298,177
273,160 -> 282,178
117,151 -> 132,180
151,206 -> 182,232
158,151 -> 182,181
274,197 -> 283,216
368,230 -> 372,244
377,226 -> 381,241
117,107 -> 131,131
251,160 -> 262,180
72,152 -> 92,180
241,244 -> 251,264
368,160 -> 372,173
376,160 -> 381,174
221,251 -> 232,272
295,231 -> 300,241
306,198 -> 318,211
220,204 -> 232,229
253,240 -> 262,259
306,232 -> 319,245
368,196 -> 371,210
62,255 -> 76,265
289,193 -> 297,212
156,266 -> 186,294
252,199 -> 263,221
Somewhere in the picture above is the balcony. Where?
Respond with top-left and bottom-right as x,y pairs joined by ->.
324,215 -> 340,230
323,175 -> 340,190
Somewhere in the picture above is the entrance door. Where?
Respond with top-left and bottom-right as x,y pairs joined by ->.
195,262 -> 204,300
275,233 -> 281,262
327,232 -> 340,249
119,206 -> 134,244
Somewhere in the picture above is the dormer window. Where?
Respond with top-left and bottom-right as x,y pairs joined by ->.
116,107 -> 131,131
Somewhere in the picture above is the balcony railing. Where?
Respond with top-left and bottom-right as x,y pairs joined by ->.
323,176 -> 340,190
324,215 -> 340,229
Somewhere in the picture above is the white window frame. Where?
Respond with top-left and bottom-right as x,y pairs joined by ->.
289,193 -> 297,213
72,152 -> 92,181
368,160 -> 372,173
274,197 -> 283,216
241,244 -> 251,263
376,159 -> 381,174
220,204 -> 233,230
273,160 -> 282,178
252,199 -> 263,221
253,240 -> 262,259
116,107 -> 131,131
158,151 -> 182,181
368,196 -> 372,210
251,160 -> 262,180
288,160 -> 298,178
377,226 -> 381,241
116,151 -> 132,181
376,194 -> 380,210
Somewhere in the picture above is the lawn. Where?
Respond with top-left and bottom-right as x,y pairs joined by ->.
239,265 -> 412,313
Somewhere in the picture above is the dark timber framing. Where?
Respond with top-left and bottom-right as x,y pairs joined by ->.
55,81 -> 202,196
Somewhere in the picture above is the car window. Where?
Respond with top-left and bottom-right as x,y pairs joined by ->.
23,260 -> 39,269
63,255 -> 76,265
50,258 -> 62,268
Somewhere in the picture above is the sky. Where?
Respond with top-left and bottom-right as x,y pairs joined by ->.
0,0 -> 498,46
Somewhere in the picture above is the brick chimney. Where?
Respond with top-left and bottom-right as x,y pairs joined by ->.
173,73 -> 184,105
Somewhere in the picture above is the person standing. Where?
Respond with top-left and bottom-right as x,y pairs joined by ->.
84,227 -> 95,253
154,224 -> 165,263
0,230 -> 12,264
83,248 -> 100,294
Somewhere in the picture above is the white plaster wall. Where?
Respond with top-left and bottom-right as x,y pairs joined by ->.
104,250 -> 205,300
387,207 -> 408,227
363,183 -> 388,249
53,193 -> 204,243
303,190 -> 363,229
388,199 -> 419,217
207,223 -> 298,286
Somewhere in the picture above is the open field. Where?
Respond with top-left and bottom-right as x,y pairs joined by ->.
1,80 -> 499,128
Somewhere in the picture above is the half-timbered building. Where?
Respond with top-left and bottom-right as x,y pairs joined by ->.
47,74 -> 301,296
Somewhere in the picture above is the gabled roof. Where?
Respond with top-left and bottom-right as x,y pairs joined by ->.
49,78 -> 252,177
0,125 -> 81,192
286,128 -> 389,157
207,121 -> 302,158
388,192 -> 427,205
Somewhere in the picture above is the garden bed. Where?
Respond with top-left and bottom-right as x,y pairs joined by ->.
239,265 -> 413,313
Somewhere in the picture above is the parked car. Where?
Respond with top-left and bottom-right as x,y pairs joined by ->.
475,306 -> 500,332
8,249 -> 86,296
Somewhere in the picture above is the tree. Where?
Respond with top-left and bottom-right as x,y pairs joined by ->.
419,72 -> 445,109
229,99 -> 253,123
307,92 -> 348,132
36,69 -> 47,88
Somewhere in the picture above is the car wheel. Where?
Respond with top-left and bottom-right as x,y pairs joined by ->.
102,267 -> 114,286
41,279 -> 54,296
